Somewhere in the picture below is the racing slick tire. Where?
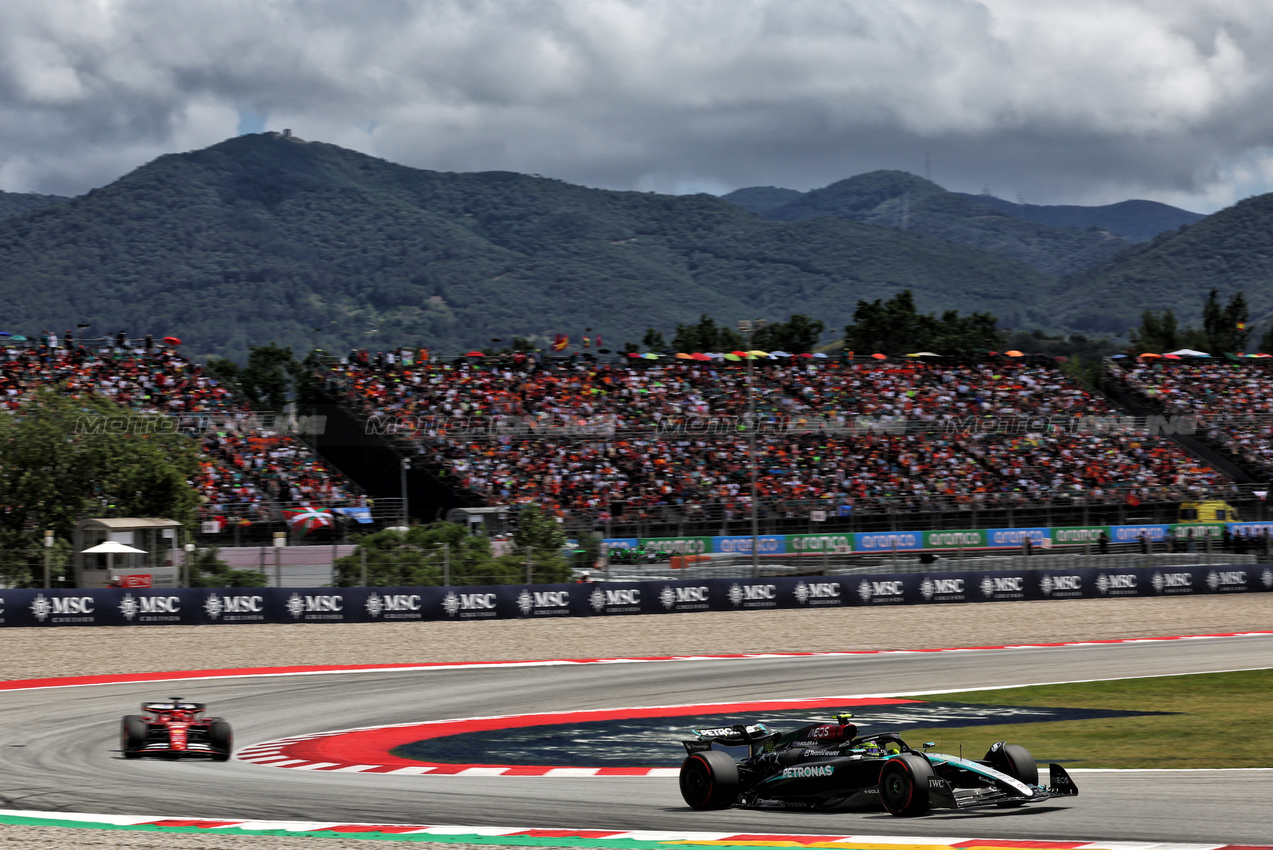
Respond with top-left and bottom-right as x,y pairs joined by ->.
879,754 -> 934,817
120,715 -> 147,759
985,742 -> 1037,806
209,720 -> 233,762
679,750 -> 740,810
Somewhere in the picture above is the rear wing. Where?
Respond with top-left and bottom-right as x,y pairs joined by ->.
682,723 -> 773,756
142,701 -> 205,712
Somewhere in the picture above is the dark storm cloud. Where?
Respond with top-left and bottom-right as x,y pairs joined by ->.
2,0 -> 1272,211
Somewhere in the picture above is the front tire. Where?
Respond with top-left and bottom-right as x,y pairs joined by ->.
879,754 -> 933,816
120,715 -> 146,759
985,743 -> 1038,785
209,719 -> 233,762
985,742 -> 1037,806
679,750 -> 739,810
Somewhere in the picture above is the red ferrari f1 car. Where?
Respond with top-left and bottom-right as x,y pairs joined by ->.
120,699 -> 233,761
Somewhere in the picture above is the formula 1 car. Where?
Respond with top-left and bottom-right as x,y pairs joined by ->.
120,699 -> 233,761
679,713 -> 1077,816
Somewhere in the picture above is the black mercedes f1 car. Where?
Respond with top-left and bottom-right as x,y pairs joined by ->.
679,713 -> 1077,816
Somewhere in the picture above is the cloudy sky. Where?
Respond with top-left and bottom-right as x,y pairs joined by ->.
2,0 -> 1271,212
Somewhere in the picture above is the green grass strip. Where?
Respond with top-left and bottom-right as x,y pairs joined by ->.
898,668 -> 1273,769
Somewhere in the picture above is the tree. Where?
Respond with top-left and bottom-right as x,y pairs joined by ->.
226,343 -> 302,411
0,392 -> 200,586
1259,324 -> 1273,354
670,314 -> 743,352
1129,308 -> 1180,352
333,522 -> 504,586
188,546 -> 267,588
843,290 -> 1004,354
640,328 -> 668,350
1131,291 -> 1250,353
506,505 -> 570,582
753,314 -> 826,353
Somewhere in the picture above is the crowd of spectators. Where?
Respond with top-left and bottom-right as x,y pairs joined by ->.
323,352 -> 1234,522
1113,358 -> 1273,476
1,339 -> 355,523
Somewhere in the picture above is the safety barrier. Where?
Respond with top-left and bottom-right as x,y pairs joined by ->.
2,563 -> 1268,626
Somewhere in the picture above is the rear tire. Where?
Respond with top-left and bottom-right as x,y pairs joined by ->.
879,754 -> 933,816
679,750 -> 739,810
120,715 -> 146,759
209,720 -> 233,762
985,742 -> 1037,806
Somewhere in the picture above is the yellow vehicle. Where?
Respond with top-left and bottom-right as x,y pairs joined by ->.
1178,500 -> 1239,523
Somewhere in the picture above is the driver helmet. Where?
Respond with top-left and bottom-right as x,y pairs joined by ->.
861,740 -> 884,756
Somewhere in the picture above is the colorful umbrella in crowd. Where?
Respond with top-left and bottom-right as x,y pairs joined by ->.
1005,350 -> 1024,357
284,507 -> 334,535
162,336 -> 182,346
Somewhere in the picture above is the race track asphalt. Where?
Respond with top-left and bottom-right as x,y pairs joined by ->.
1,634 -> 1270,845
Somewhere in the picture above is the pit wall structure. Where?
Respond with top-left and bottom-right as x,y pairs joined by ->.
2,563 -> 1268,627
608,520 -> 1273,556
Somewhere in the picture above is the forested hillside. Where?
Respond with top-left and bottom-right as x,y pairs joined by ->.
956,194 -> 1203,242
0,190 -> 65,219
0,134 -> 1052,361
723,172 -> 1205,275
1050,193 -> 1273,335
722,171 -> 1130,276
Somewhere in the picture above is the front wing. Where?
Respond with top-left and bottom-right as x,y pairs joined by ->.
928,763 -> 1079,811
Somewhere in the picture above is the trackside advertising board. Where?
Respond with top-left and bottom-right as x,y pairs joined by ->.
1,565 -> 1269,627
613,520 -> 1273,555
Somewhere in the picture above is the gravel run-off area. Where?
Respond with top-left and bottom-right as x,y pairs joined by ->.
1,595 -> 1270,848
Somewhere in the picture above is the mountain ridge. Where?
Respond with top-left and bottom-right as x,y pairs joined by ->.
0,134 -> 1054,361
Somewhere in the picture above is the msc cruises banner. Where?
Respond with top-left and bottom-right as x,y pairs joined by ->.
0,564 -> 1269,627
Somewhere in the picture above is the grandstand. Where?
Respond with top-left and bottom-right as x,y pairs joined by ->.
9,333 -> 1270,548
1111,356 -> 1273,481
314,350 -> 1257,538
1,338 -> 372,545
